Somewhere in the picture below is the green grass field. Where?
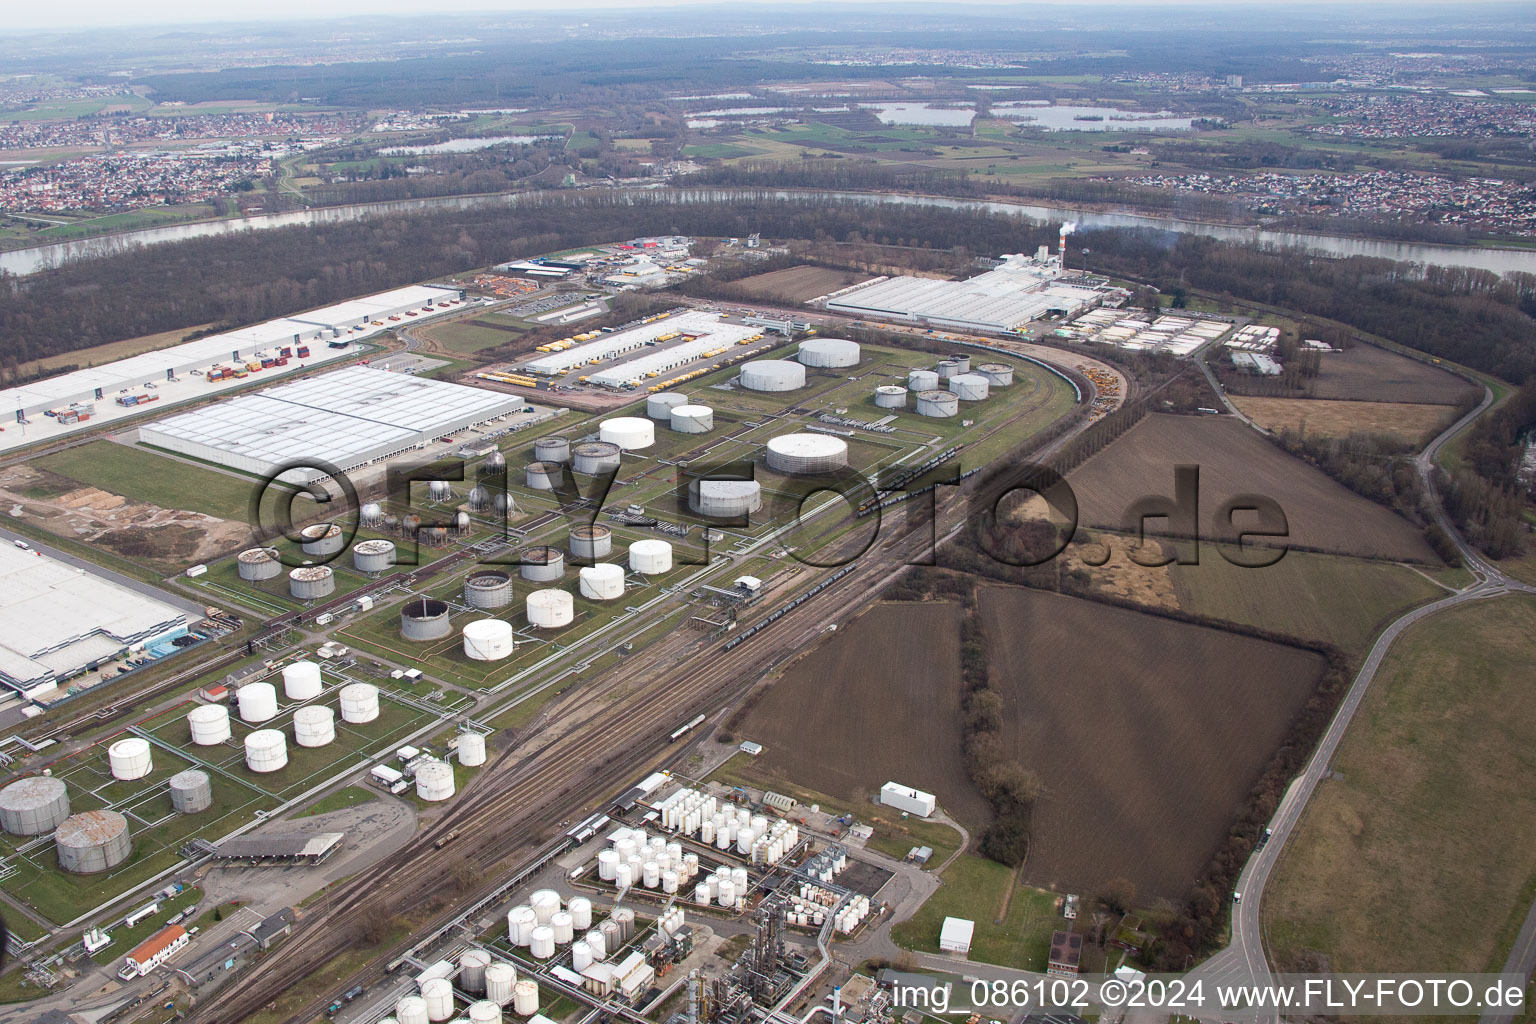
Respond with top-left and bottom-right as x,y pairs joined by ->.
35,441 -> 262,521
298,785 -> 378,817
890,855 -> 1077,970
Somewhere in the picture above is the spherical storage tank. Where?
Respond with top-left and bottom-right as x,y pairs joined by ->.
670,405 -> 714,434
293,706 -> 336,747
689,480 -> 762,518
483,450 -> 507,473
948,372 -> 990,402
915,390 -> 959,418
360,501 -> 384,527
55,810 -> 131,874
569,524 -> 612,560
300,523 -> 345,557
518,546 -> 564,583
579,564 -> 625,601
525,462 -> 560,491
0,777 -> 70,836
463,619 -> 515,661
353,539 -> 397,573
428,480 -> 453,502
740,359 -> 806,392
766,433 -> 849,475
465,570 -> 514,609
467,486 -> 491,512
282,660 -> 322,701
237,682 -> 278,724
188,704 -> 231,746
647,392 -> 689,420
572,441 -> 622,476
416,760 -> 456,802
491,493 -> 514,521
340,683 -> 380,724
526,590 -> 573,629
458,732 -> 487,767
976,361 -> 1014,386
629,539 -> 673,575
236,547 -> 281,581
244,730 -> 288,773
533,436 -> 571,464
168,769 -> 213,814
874,385 -> 907,409
289,566 -> 335,600
907,369 -> 939,392
108,738 -> 153,781
401,598 -> 452,641
599,416 -> 655,451
797,337 -> 860,368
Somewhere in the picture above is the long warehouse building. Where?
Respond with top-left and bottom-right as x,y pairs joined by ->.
139,365 -> 522,483
523,310 -> 755,379
826,254 -> 1101,333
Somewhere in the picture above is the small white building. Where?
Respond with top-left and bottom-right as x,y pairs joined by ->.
125,924 -> 188,976
880,781 -> 936,818
939,917 -> 974,955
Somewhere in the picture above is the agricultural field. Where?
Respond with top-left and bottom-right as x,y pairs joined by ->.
730,265 -> 873,303
1065,413 -> 1438,562
1266,596 -> 1536,973
980,585 -> 1326,898
1230,397 -> 1457,445
1298,345 -> 1479,405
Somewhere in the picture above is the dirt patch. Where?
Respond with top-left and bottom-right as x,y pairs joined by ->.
733,265 -> 874,303
1063,533 -> 1177,610
1231,397 -> 1456,446
58,487 -> 127,510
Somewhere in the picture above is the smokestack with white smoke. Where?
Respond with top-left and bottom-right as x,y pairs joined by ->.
1058,221 -> 1077,263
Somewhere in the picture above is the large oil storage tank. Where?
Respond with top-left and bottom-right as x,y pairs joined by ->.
976,362 -> 1014,386
55,810 -> 131,874
415,761 -> 456,802
339,683 -> 380,724
797,338 -> 860,368
468,1001 -> 503,1024
915,390 -> 959,418
526,590 -> 573,629
465,571 -> 514,609
907,369 -> 939,392
188,704 -> 231,746
629,539 -> 673,574
874,385 -> 907,409
397,996 -> 430,1024
283,660 -> 323,701
579,564 -> 626,601
689,480 -> 762,518
518,546 -> 564,583
244,730 -> 288,773
533,436 -> 571,464
740,359 -> 806,392
237,682 -> 278,723
168,769 -> 213,814
458,732 -> 487,767
485,962 -> 517,1004
0,777 -> 70,836
952,354 -> 971,373
507,906 -> 537,946
647,392 -> 689,420
569,524 -> 612,560
467,486 -> 492,512
513,979 -> 540,1015
236,547 -> 281,581
293,706 -> 336,747
948,372 -> 990,401
421,977 -> 454,1021
401,598 -> 452,641
289,566 -> 335,601
599,417 -> 655,451
463,619 -> 515,661
766,433 -> 849,475
108,738 -> 153,781
669,405 -> 714,433
460,949 -> 491,994
572,441 -> 622,476
529,927 -> 556,960
300,523 -> 345,557
525,462 -> 560,491
936,359 -> 960,382
352,539 -> 397,573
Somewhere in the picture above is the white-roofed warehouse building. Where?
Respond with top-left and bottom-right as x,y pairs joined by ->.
826,255 -> 1101,333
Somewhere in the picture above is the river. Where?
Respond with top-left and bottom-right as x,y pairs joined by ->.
5,186 -> 1535,278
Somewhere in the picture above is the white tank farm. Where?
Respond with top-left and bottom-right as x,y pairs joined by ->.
529,926 -> 556,960
236,546 -> 281,581
464,571 -> 514,609
237,682 -> 279,723
244,729 -> 288,773
188,704 -> 231,745
647,392 -> 690,419
468,1001 -> 502,1024
463,619 -> 515,661
507,905 -> 537,945
534,435 -> 571,464
300,523 -> 345,556
915,389 -> 960,418
518,545 -> 564,582
457,732 -> 487,767
585,928 -> 607,959
293,706 -> 336,747
936,359 -> 960,381
460,949 -> 491,993
797,337 -> 861,368
568,896 -> 592,929
421,977 -> 454,1022
628,539 -> 673,574
976,361 -> 1014,386
579,564 -> 626,601
339,683 -> 380,723
599,416 -> 655,450
669,405 -> 714,433
948,372 -> 991,401
485,962 -> 517,1004
550,910 -> 575,944
55,809 -> 131,874
416,761 -> 456,802
571,441 -> 622,476
526,590 -> 573,629
874,385 -> 907,409
169,769 -> 213,814
108,737 -> 153,781
766,433 -> 849,475
288,566 -> 335,600
689,479 -> 762,518
525,462 -> 560,490
571,939 -> 594,973
0,776 -> 70,836
282,660 -> 323,701
513,979 -> 540,1016
907,369 -> 939,391
396,996 -> 430,1024
401,598 -> 453,641
353,539 -> 397,573
530,888 -> 561,923
740,359 -> 806,392
569,524 -> 612,560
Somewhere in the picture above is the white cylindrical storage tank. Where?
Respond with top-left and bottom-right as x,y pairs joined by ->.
948,372 -> 990,401
416,761 -> 456,802
907,369 -> 939,392
937,359 -> 960,381
551,910 -> 574,944
571,940 -> 594,972
463,619 -> 515,661
797,338 -> 860,368
458,732 -> 487,767
507,906 -> 537,946
526,590 -> 574,629
188,704 -> 231,746
300,523 -> 345,556
688,479 -> 762,518
953,355 -> 971,373
236,546 -> 281,581
647,392 -> 689,420
669,405 -> 714,433
108,737 -> 152,781
585,928 -> 607,960
615,862 -> 634,889
732,866 -> 749,891
642,860 -> 661,888
695,881 -> 713,905
421,977 -> 454,1022
464,571 -> 514,609
628,539 -> 673,575
244,729 -> 288,773
529,927 -> 555,961
339,682 -> 380,723
530,889 -> 561,924
282,660 -> 322,701
525,462 -> 560,491
288,565 -> 335,600
397,997 -> 430,1024
513,980 -> 539,1016
568,896 -> 592,930
54,810 -> 131,874
736,828 -> 755,855
569,524 -> 612,560
0,777 -> 71,836
600,919 -> 622,951
740,359 -> 806,392
613,907 -> 635,940
717,878 -> 736,907
766,433 -> 849,475
460,949 -> 491,993
600,416 -> 655,451
874,385 -> 907,409
237,682 -> 278,724
293,706 -> 335,748
579,564 -> 625,601
518,546 -> 564,582
468,1002 -> 502,1024
977,361 -> 1014,386
352,539 -> 397,573
485,963 -> 517,1005
662,870 -> 679,894
598,849 -> 620,881
401,598 -> 452,641
572,441 -> 622,476
534,436 -> 571,464
915,389 -> 959,418
701,820 -> 715,845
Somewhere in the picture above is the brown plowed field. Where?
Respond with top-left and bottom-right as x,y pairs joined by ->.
1231,396 -> 1456,445
1301,345 -> 1477,405
1066,413 -> 1437,562
980,585 -> 1327,899
733,265 -> 874,303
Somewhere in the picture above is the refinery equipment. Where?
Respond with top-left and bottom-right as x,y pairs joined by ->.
420,525 -> 450,548
108,738 -> 153,781
289,566 -> 336,600
401,598 -> 453,641
188,704 -> 231,745
600,416 -> 656,451
953,354 -> 972,373
976,361 -> 1014,386
526,590 -> 574,629
468,1001 -> 502,1024
948,372 -> 991,401
55,810 -> 132,874
874,385 -> 907,408
797,338 -> 860,368
629,539 -> 673,574
551,910 -> 574,944
579,564 -> 626,601
487,492 -> 512,521
569,895 -> 592,929
300,523 -> 345,557
670,405 -> 714,433
915,390 -> 959,418
360,502 -> 384,527
238,682 -> 279,723
526,462 -> 560,490
463,619 -> 515,661
339,683 -> 380,723
464,571 -> 514,609
518,546 -> 564,582
533,436 -> 571,464
293,706 -> 336,747
907,369 -> 939,392
457,732 -> 487,767
402,513 -> 423,537
765,434 -> 849,475
455,511 -> 472,536
689,480 -> 763,518
530,926 -> 555,960
353,539 -> 397,572
244,730 -> 289,773
572,441 -> 622,476
415,760 -> 456,802
0,776 -> 71,836
168,769 -> 213,814
282,660 -> 323,701
739,359 -> 806,392
569,524 -> 613,560
236,547 -> 281,581
647,392 -> 689,420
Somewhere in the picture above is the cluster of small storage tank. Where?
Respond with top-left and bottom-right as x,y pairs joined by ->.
833,894 -> 873,934
785,882 -> 843,929
506,890 -> 617,961
391,949 -> 522,1024
193,663 -> 382,773
599,827 -> 703,896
